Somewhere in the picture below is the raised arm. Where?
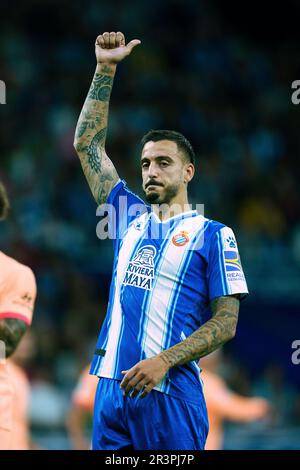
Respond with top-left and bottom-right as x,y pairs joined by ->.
73,32 -> 141,205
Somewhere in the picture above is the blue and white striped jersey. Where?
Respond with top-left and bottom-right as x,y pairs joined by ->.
90,180 -> 248,403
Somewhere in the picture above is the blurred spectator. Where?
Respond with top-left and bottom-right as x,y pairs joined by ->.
8,331 -> 36,449
251,364 -> 298,427
200,351 -> 270,450
66,364 -> 98,450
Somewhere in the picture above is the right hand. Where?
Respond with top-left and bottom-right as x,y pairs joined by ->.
95,31 -> 141,64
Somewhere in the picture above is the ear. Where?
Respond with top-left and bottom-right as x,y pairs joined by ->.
184,163 -> 195,183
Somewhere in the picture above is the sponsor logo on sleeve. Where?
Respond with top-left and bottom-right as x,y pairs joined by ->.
224,236 -> 245,282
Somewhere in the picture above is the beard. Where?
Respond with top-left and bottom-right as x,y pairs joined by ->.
144,182 -> 180,205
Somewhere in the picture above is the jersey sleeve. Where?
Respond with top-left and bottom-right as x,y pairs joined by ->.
100,179 -> 149,250
0,267 -> 37,326
72,366 -> 98,411
207,226 -> 249,300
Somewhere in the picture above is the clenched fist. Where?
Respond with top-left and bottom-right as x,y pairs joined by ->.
95,31 -> 141,64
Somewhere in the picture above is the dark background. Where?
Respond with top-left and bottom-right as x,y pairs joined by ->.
0,0 -> 299,449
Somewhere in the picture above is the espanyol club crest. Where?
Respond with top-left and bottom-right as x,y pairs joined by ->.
172,231 -> 189,247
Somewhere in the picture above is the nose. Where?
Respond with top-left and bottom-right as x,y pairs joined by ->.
148,162 -> 159,178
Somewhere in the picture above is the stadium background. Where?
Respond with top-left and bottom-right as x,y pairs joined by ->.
0,0 -> 299,449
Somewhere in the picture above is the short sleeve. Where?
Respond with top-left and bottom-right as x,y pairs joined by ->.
72,366 -> 98,411
0,267 -> 37,326
98,179 -> 149,251
207,226 -> 249,300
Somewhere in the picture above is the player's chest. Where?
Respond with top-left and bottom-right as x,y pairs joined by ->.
116,219 -> 206,289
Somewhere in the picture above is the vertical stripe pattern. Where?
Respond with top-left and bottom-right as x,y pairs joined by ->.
140,215 -> 206,392
99,214 -> 149,377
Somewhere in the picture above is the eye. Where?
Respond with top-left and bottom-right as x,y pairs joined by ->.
160,161 -> 169,167
141,161 -> 149,168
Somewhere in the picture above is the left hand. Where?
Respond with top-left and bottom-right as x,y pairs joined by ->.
120,356 -> 170,399
95,32 -> 141,64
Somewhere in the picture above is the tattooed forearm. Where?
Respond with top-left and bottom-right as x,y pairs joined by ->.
158,296 -> 240,369
74,63 -> 119,204
87,74 -> 113,102
0,318 -> 27,358
87,128 -> 107,173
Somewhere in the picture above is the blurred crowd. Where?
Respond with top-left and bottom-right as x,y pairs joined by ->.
0,0 -> 299,448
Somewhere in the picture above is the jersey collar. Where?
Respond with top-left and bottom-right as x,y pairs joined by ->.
150,209 -> 198,224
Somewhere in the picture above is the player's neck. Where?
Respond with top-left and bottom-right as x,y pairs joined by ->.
152,195 -> 192,222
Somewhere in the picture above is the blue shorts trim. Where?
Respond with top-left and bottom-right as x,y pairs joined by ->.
92,378 -> 208,450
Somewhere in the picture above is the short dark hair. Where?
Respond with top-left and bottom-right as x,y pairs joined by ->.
141,130 -> 196,166
0,182 -> 10,221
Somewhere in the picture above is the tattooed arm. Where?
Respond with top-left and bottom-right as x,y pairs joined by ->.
120,295 -> 240,398
73,31 -> 141,204
0,318 -> 27,358
158,295 -> 240,368
73,63 -> 119,205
